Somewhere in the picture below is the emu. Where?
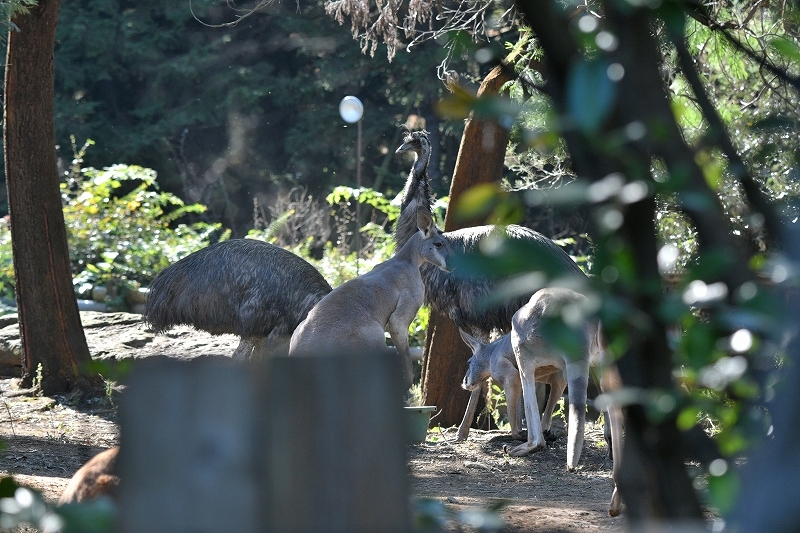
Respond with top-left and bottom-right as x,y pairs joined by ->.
144,239 -> 332,361
459,328 -> 566,443
395,130 -> 587,437
289,208 -> 450,387
509,287 -> 623,517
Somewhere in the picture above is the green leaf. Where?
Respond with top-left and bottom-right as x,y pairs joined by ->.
567,58 -> 617,133
57,498 -> 116,533
707,468 -> 740,515
677,406 -> 699,431
435,84 -> 477,120
769,37 -> 800,62
0,476 -> 19,498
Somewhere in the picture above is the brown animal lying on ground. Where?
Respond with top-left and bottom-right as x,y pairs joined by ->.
58,446 -> 120,505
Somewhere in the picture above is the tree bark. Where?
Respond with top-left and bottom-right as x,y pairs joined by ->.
422,64 -> 514,428
4,0 -> 102,394
512,0 -> 727,521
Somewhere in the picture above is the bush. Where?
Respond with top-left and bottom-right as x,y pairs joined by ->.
0,139 -> 222,307
248,184 -> 431,347
61,161 -> 221,299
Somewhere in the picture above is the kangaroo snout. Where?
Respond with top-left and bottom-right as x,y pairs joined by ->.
461,367 -> 481,391
462,378 -> 480,391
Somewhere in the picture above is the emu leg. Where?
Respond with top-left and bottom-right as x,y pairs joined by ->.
232,337 -> 255,362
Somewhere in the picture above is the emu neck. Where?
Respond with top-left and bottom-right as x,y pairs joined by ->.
411,149 -> 430,182
396,151 -> 433,248
399,151 -> 432,213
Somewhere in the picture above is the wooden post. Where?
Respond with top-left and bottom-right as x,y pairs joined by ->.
261,354 -> 409,533
117,354 -> 410,533
117,357 -> 261,533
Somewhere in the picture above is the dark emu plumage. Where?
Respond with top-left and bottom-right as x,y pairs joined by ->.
143,239 -> 332,360
394,130 -> 587,336
395,130 -> 589,439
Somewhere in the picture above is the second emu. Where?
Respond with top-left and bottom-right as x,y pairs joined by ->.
143,239 -> 332,360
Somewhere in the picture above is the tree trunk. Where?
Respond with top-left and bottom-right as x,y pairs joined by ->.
512,0 -> 714,521
4,0 -> 102,394
421,64 -> 514,428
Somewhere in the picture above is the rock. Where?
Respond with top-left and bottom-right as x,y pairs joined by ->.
0,323 -> 21,376
0,313 -> 18,329
0,311 -> 240,377
80,311 -> 143,329
80,311 -> 239,361
77,300 -> 107,312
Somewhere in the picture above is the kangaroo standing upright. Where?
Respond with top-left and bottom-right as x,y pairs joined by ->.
506,287 -> 624,517
289,208 -> 450,387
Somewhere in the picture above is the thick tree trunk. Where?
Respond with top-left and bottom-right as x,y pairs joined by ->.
421,65 -> 514,428
512,0 -> 717,521
4,0 -> 101,394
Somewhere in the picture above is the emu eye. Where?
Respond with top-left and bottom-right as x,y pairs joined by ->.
434,242 -> 442,248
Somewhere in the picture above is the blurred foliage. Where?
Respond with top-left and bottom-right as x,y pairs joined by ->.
410,0 -> 800,517
414,497 -> 506,533
34,0 -> 470,236
668,10 -> 800,250
0,479 -> 114,533
0,0 -> 794,522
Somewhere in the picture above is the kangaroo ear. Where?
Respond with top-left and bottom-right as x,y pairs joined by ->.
416,208 -> 434,236
458,328 -> 482,353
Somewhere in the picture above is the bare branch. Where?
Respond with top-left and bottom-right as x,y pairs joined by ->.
189,0 -> 279,29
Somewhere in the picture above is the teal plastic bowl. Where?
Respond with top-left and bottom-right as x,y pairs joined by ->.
404,406 -> 437,443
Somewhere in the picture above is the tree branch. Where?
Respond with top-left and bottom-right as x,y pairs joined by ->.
668,22 -> 784,249
682,0 -> 800,94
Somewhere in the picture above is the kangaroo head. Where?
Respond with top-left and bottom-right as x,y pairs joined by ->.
416,208 -> 450,272
459,328 -> 490,390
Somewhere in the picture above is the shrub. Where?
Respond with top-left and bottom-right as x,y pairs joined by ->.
61,162 -> 221,298
249,184 -> 431,347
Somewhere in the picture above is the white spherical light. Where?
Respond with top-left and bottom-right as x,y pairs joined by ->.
339,96 -> 364,123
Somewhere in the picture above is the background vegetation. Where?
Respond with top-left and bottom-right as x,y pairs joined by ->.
26,0 -> 471,236
0,0 -> 799,527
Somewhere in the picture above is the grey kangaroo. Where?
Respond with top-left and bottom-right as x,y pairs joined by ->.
508,287 -> 623,517
289,208 -> 451,387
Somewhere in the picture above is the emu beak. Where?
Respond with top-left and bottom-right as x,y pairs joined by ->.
395,142 -> 410,154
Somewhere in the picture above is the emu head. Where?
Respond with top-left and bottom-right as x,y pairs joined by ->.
395,129 -> 431,159
459,328 -> 492,390
416,208 -> 450,272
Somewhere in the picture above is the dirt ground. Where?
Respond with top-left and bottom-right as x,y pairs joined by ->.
0,314 -> 626,532
407,422 -> 624,532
